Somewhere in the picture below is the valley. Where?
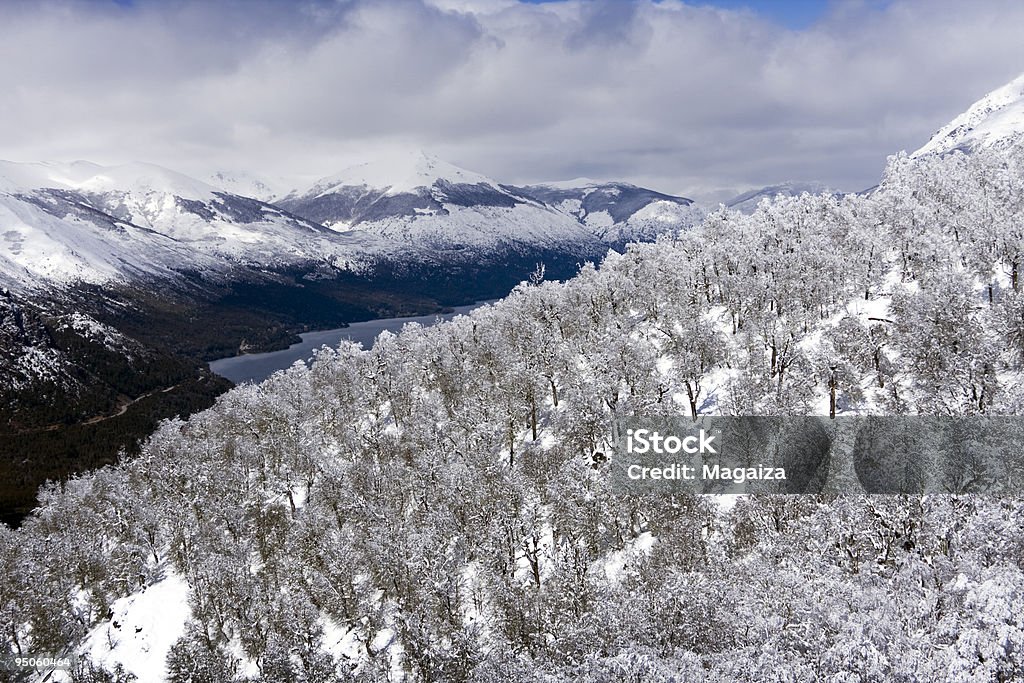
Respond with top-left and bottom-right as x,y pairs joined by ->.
0,152 -> 701,525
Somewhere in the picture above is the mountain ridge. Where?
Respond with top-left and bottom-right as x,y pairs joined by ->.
724,181 -> 837,214
914,72 -> 1024,157
1,154 -> 702,291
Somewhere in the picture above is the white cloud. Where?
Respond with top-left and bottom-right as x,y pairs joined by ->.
0,0 -> 1022,197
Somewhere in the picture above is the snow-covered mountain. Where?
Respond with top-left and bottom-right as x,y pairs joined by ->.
0,161 -> 386,289
298,150 -> 499,198
514,179 -> 704,246
0,152 -> 705,530
1,154 -> 701,292
914,72 -> 1024,157
725,181 -> 836,214
206,170 -> 283,203
274,151 -> 701,254
0,185 -> 200,288
274,151 -> 605,254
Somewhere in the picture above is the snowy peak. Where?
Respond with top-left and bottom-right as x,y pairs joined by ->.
0,160 -> 100,194
75,162 -> 218,200
207,171 -> 273,201
275,151 -> 539,234
510,180 -> 702,247
0,159 -> 375,290
914,72 -> 1024,157
0,160 -> 217,200
275,152 -> 702,253
305,150 -> 498,198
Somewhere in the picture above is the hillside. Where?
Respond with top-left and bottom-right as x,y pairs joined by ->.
513,178 -> 704,248
3,139 -> 1024,681
914,72 -> 1024,156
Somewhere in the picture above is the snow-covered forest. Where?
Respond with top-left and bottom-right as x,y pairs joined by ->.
3,143 -> 1024,681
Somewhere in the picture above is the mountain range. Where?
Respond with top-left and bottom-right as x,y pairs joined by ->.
0,150 -> 701,292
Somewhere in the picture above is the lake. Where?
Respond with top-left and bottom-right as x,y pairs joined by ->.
208,301 -> 488,384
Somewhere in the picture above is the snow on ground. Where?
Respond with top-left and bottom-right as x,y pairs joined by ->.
74,569 -> 191,683
0,160 -> 107,194
711,494 -> 743,513
207,170 -> 289,202
583,210 -> 614,229
597,531 -> 656,584
0,197 -> 123,285
9,345 -> 67,390
630,199 -> 699,223
532,177 -> 605,190
59,312 -> 128,350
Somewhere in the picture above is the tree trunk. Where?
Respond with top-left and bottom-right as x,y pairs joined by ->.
508,418 -> 515,468
526,535 -> 542,587
146,529 -> 160,564
829,373 -> 837,420
685,381 -> 699,421
529,391 -> 538,441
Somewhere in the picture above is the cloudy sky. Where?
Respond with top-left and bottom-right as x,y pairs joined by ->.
1,0 -> 1023,199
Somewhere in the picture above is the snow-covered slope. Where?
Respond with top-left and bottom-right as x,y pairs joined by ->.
725,181 -> 835,214
278,156 -> 701,254
914,72 -> 1024,157
276,152 -> 606,254
0,161 -> 390,289
76,570 -> 192,683
301,149 -> 499,198
0,160 -> 215,199
515,179 -> 695,225
207,170 -> 284,203
0,188 -> 215,287
514,179 -> 704,245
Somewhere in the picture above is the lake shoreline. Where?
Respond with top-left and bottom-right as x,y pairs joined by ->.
208,300 -> 492,385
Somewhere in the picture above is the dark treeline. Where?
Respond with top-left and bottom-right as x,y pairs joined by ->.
0,248 -> 578,525
0,297 -> 232,526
